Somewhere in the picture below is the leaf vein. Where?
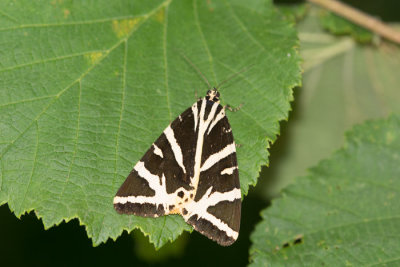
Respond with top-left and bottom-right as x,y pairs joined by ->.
367,257 -> 400,267
0,50 -> 107,73
158,216 -> 167,247
306,215 -> 400,237
0,15 -> 142,32
217,60 -> 287,118
112,40 -> 128,190
193,0 -> 217,84
58,80 -> 84,214
18,121 -> 39,214
0,9 -> 18,23
287,189 -> 360,217
163,4 -> 172,121
224,0 -> 264,51
0,95 -> 55,108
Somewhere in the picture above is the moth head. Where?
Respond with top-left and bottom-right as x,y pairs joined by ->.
206,88 -> 220,103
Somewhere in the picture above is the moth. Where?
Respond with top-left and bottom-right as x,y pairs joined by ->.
114,69 -> 243,246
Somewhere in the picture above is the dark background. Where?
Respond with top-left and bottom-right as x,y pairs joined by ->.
0,194 -> 267,266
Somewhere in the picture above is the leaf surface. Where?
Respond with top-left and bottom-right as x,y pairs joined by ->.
319,10 -> 373,43
0,0 -> 301,247
250,115 -> 400,266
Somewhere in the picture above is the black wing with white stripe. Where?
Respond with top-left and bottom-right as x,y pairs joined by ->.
114,89 -> 241,246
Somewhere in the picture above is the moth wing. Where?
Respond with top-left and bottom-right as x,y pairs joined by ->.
113,105 -> 197,217
114,99 -> 242,246
184,105 -> 241,246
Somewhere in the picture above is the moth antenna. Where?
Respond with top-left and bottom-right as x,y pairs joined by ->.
178,51 -> 212,89
215,64 -> 255,90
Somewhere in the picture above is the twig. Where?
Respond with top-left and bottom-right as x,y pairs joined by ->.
307,0 -> 400,44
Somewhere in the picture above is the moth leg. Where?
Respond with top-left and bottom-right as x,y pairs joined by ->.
225,103 -> 243,112
235,143 -> 242,148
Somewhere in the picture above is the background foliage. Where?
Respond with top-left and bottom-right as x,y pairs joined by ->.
1,0 -> 399,266
251,115 -> 400,266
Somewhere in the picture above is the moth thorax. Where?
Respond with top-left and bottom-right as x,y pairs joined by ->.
206,89 -> 220,103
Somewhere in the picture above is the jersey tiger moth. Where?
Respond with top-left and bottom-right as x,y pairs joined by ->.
114,78 -> 242,246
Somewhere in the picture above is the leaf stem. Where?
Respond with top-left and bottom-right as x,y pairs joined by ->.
307,0 -> 400,44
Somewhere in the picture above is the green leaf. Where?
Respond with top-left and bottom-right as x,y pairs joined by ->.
319,10 -> 374,43
258,9 -> 400,197
0,0 -> 301,248
276,2 -> 309,23
250,114 -> 400,266
133,230 -> 188,262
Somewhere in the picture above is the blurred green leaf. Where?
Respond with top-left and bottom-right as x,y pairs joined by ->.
319,10 -> 374,43
250,114 -> 400,266
0,0 -> 301,248
276,2 -> 309,23
133,230 -> 188,262
259,9 -> 400,197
